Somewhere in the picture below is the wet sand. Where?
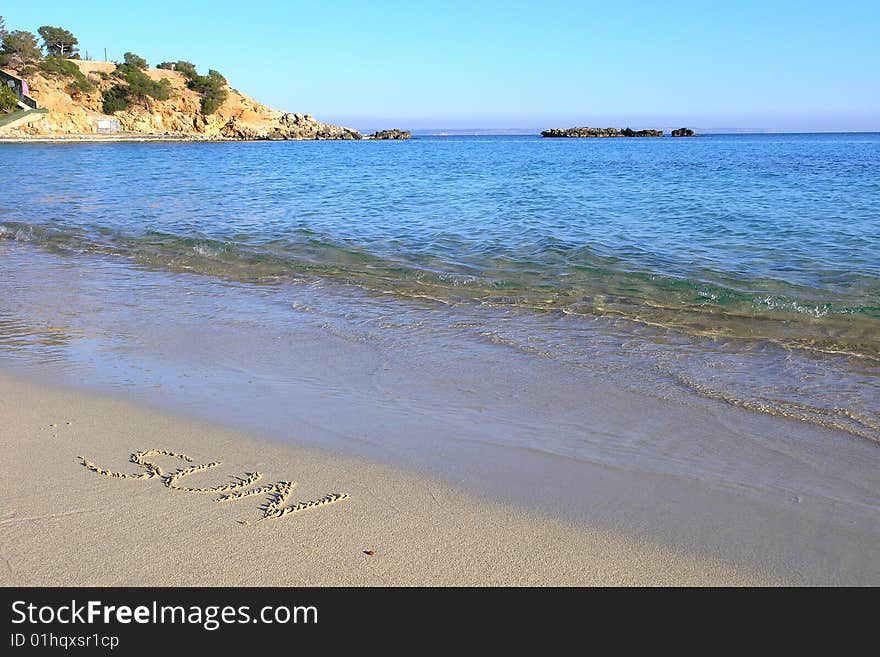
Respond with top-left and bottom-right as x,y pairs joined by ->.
0,243 -> 879,585
0,371 -> 876,586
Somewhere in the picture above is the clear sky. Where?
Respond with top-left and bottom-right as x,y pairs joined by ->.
4,1 -> 879,132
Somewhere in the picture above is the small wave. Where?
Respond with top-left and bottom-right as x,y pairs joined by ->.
0,223 -> 35,242
661,367 -> 880,444
3,219 -> 879,361
755,296 -> 831,317
191,242 -> 227,258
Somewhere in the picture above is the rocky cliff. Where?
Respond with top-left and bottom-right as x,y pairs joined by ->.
0,60 -> 362,140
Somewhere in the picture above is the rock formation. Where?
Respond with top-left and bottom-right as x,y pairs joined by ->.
0,60 -> 363,140
365,129 -> 412,140
671,127 -> 696,137
541,127 -> 663,138
220,113 -> 361,140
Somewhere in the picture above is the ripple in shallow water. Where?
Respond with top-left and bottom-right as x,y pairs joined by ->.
1,134 -> 878,356
1,243 -> 877,446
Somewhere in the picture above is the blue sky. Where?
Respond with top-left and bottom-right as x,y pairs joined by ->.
4,1 -> 879,132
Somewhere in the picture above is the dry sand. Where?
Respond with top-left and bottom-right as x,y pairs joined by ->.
0,372 -> 800,586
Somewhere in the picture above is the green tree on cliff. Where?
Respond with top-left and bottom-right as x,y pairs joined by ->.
151,60 -> 226,114
1,30 -> 43,64
38,56 -> 94,92
123,52 -> 148,70
107,57 -> 172,109
38,26 -> 79,58
101,85 -> 130,114
0,84 -> 18,113
177,65 -> 228,115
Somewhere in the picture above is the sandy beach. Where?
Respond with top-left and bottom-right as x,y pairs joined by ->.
1,234 -> 878,587
1,370 -> 877,586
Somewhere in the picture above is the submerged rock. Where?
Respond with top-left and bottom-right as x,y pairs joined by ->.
365,129 -> 412,140
671,128 -> 696,137
541,127 -> 663,138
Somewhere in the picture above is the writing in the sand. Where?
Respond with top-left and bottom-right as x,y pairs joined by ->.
78,449 -> 349,523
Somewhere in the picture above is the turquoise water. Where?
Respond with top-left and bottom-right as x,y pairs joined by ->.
1,133 -> 879,441
2,134 -> 879,353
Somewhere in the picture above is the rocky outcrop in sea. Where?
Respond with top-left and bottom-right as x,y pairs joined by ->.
541,127 -> 664,138
365,129 -> 412,140
671,128 -> 696,137
220,113 -> 362,140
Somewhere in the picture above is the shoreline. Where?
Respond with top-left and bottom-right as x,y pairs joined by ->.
0,134 -> 412,143
4,131 -> 880,143
1,365 -> 877,586
0,134 -> 227,143
0,371 -> 816,586
0,242 -> 877,585
0,134 -> 353,143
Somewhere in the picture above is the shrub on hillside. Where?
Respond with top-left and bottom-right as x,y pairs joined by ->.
69,77 -> 94,93
171,61 -> 197,78
197,84 -> 227,114
101,85 -> 130,113
142,59 -> 227,114
0,84 -> 18,113
186,68 -> 228,115
38,56 -> 94,92
114,62 -> 172,101
207,69 -> 226,85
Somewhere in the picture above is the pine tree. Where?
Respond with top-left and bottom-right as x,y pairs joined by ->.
38,26 -> 80,58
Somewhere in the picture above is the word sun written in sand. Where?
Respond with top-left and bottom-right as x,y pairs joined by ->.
78,449 -> 349,523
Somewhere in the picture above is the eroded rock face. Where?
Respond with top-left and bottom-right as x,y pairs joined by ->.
219,113 -> 361,140
622,128 -> 664,137
671,128 -> 696,137
541,127 -> 664,138
1,61 -> 362,140
219,117 -> 259,140
366,129 -> 411,140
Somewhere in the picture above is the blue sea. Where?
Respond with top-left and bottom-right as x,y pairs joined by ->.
1,133 -> 879,443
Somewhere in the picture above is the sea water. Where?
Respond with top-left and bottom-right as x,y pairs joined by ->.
1,134 -> 878,446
